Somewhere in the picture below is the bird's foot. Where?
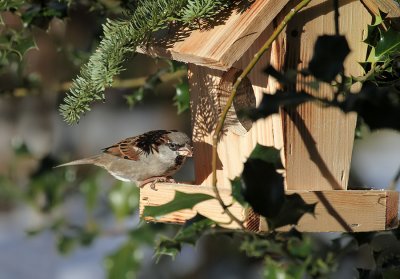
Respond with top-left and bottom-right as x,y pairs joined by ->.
139,176 -> 175,191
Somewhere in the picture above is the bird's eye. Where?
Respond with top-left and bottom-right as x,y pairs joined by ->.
167,142 -> 179,151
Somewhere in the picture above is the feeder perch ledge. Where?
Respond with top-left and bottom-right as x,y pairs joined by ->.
138,0 -> 399,232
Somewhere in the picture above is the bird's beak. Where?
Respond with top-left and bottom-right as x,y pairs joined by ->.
178,144 -> 193,157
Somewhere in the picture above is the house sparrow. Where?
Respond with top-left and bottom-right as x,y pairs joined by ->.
56,130 -> 193,190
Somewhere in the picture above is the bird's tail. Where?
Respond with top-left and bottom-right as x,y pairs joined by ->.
54,155 -> 101,168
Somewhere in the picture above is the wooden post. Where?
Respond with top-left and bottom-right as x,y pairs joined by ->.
189,23 -> 283,188
276,0 -> 371,191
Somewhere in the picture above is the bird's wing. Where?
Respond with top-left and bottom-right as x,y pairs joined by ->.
102,130 -> 172,161
102,137 -> 141,161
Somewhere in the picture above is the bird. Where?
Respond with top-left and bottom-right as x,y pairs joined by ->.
56,130 -> 193,190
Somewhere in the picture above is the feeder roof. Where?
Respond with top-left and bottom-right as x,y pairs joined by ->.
138,0 -> 289,70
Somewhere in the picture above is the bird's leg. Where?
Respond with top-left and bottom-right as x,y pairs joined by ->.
139,176 -> 176,191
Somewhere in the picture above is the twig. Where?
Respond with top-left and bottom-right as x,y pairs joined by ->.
211,0 -> 313,230
8,69 -> 187,96
333,0 -> 340,35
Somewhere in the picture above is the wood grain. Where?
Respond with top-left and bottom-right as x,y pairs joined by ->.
138,0 -> 289,70
140,183 -> 399,232
140,183 -> 245,229
260,190 -> 399,232
189,23 -> 283,188
275,0 -> 372,190
361,0 -> 400,18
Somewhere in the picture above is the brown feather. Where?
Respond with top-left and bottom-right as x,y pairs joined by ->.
102,130 -> 173,161
102,137 -> 141,161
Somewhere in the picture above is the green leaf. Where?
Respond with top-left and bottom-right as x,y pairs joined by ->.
375,28 -> 400,62
249,143 -> 282,168
105,240 -> 141,279
338,81 -> 400,131
240,235 -> 279,258
366,46 -> 377,63
105,223 -> 158,278
373,9 -> 388,26
57,235 -> 76,255
175,214 -> 215,244
363,10 -> 388,47
231,177 -> 247,206
241,159 -> 285,219
264,258 -> 293,279
174,81 -> 190,114
154,237 -> 181,260
80,177 -> 98,212
0,0 -> 25,11
287,237 -> 312,258
13,36 -> 36,59
364,24 -> 380,47
78,229 -> 98,247
155,214 -> 215,261
142,191 -> 215,218
108,181 -> 139,220
124,89 -> 144,108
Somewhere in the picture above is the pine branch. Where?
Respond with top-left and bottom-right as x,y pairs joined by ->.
0,0 -> 25,11
60,0 -> 228,124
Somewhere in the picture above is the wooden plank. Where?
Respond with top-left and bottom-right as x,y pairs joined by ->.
138,0 -> 289,70
361,0 -> 400,18
140,183 -> 399,232
140,183 -> 244,229
275,0 -> 372,190
260,190 -> 399,232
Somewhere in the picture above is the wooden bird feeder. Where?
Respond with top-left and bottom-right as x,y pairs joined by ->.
138,0 -> 400,232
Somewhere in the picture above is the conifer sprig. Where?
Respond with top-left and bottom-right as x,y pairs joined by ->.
60,0 -> 229,124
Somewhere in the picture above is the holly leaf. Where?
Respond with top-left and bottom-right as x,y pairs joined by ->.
231,177 -> 247,207
375,28 -> 400,62
337,81 -> 400,131
175,214 -> 215,244
363,10 -> 388,47
13,36 -> 36,59
249,144 -> 282,168
142,191 -> 215,218
364,24 -> 380,47
308,35 -> 350,82
241,159 -> 285,219
373,9 -> 388,26
155,214 -> 215,260
267,193 -> 316,230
